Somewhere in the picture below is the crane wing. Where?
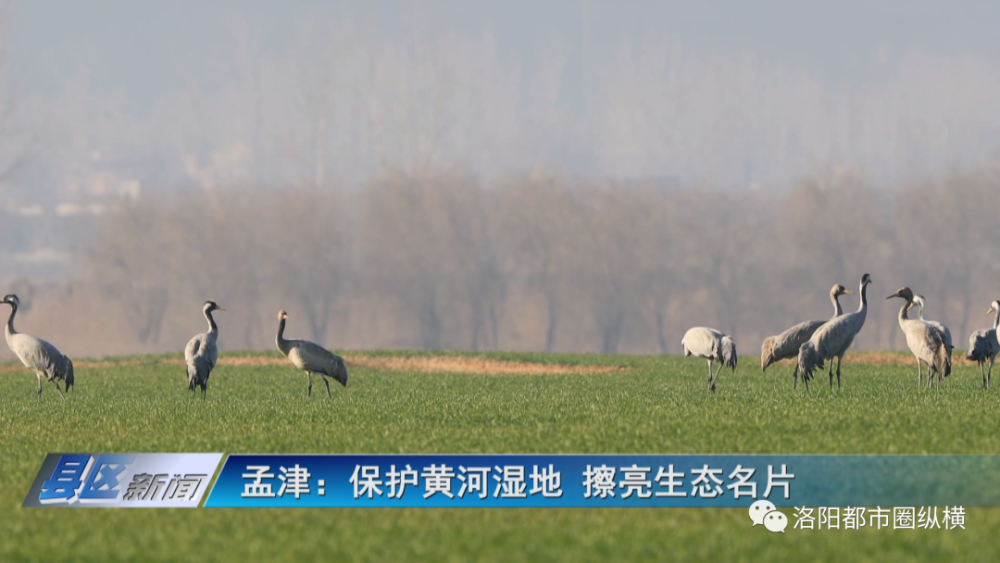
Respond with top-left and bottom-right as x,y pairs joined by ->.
288,339 -> 346,377
774,320 -> 825,360
810,313 -> 855,358
10,333 -> 68,378
185,334 -> 204,363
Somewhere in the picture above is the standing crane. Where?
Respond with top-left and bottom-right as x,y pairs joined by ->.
184,301 -> 225,399
761,283 -> 853,390
1,294 -> 74,401
681,327 -> 737,392
967,300 -> 1000,390
912,294 -> 954,352
276,310 -> 348,398
886,287 -> 951,390
798,273 -> 872,390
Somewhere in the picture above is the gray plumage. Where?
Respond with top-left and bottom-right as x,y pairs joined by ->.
966,300 -> 1000,390
798,274 -> 872,390
276,310 -> 348,398
184,301 -> 224,399
912,295 -> 953,352
887,287 -> 951,390
761,283 -> 853,390
2,294 -> 74,401
682,327 -> 737,392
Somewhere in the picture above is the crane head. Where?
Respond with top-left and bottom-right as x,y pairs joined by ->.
1,294 -> 19,308
886,287 -> 913,302
831,284 -> 854,296
861,273 -> 872,286
278,310 -> 289,321
988,301 -> 1000,315
204,301 -> 226,313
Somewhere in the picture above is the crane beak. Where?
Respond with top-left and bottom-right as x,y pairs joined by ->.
885,293 -> 898,300
217,307 -> 227,312
988,309 -> 994,316
843,289 -> 855,295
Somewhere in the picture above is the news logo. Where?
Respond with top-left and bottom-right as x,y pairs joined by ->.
23,453 -> 224,508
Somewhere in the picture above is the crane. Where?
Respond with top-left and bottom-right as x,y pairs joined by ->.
682,327 -> 737,392
798,274 -> 872,390
761,283 -> 853,390
184,301 -> 225,399
967,300 -> 1000,390
276,310 -> 348,398
887,287 -> 951,390
912,294 -> 953,353
1,294 -> 74,401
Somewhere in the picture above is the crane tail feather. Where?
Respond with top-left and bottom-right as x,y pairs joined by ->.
798,342 -> 824,383
722,336 -> 737,372
937,344 -> 952,379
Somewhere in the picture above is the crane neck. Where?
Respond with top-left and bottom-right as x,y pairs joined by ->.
917,302 -> 926,321
857,281 -> 868,312
4,302 -> 17,339
204,308 -> 218,336
993,308 -> 1000,331
897,299 -> 912,326
276,318 -> 290,355
830,292 -> 843,317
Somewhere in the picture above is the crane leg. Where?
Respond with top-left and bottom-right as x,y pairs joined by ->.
836,356 -> 842,390
201,384 -> 207,400
710,361 -> 724,392
988,358 -> 995,390
706,360 -> 712,386
36,375 -> 42,401
828,362 -> 834,389
50,378 -> 66,401
322,375 -> 332,399
793,364 -> 798,390
917,358 -> 922,391
307,372 -> 313,398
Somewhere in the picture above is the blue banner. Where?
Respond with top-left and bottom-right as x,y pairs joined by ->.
202,454 -> 1000,508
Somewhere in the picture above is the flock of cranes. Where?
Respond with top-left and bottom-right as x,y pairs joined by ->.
3,271 -> 1000,400
2,295 -> 348,401
684,273 -> 1000,392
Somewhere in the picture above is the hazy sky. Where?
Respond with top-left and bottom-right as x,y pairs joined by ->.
13,1 -> 1000,86
6,0 -> 1000,192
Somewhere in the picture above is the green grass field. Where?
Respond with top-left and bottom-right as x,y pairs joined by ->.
2,350 -> 999,562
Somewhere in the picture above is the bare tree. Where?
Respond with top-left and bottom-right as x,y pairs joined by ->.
576,185 -> 646,354
501,174 -> 583,352
361,170 -> 453,349
84,200 -> 172,345
264,188 -> 354,346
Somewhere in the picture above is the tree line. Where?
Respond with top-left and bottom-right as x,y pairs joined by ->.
21,164 -> 989,358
